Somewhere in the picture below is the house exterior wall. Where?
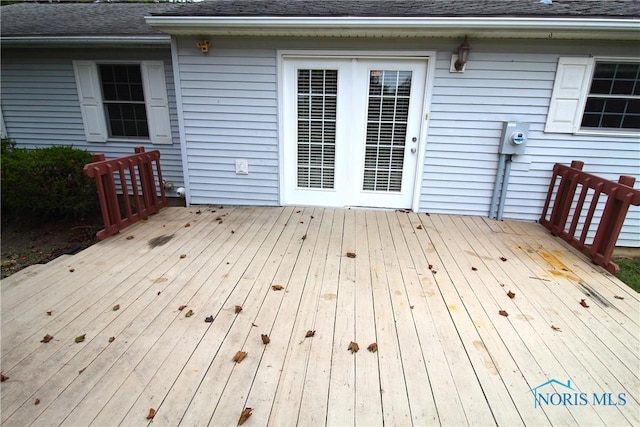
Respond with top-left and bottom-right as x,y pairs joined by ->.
0,47 -> 184,193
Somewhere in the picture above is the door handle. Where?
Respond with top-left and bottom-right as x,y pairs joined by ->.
410,147 -> 417,153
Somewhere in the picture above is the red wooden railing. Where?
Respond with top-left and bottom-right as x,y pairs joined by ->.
84,146 -> 168,240
540,160 -> 640,274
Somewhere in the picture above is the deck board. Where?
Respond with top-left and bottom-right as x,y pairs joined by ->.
1,206 -> 638,427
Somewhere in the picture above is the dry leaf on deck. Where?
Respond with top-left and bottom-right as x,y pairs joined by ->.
498,310 -> 509,317
34,398 -> 40,405
180,254 -> 187,259
272,285 -> 284,291
261,334 -> 270,344
112,304 -> 120,311
416,225 -> 423,230
348,341 -> 359,353
233,351 -> 248,363
551,325 -> 562,331
367,343 -> 378,353
301,234 -> 307,240
75,334 -> 86,343
40,334 -> 53,343
507,291 -> 515,299
471,267 -> 478,271
185,310 -> 194,318
238,407 -> 253,425
428,264 -> 433,270
500,257 -> 507,262
126,236 -> 134,240
614,295 -> 624,300
205,315 -> 214,323
0,373 -> 8,382
195,210 -> 201,214
235,305 -> 243,314
178,305 -> 187,311
109,337 -> 115,342
579,299 -> 589,308
146,408 -> 156,420
184,223 -> 191,227
69,268 -> 75,273
346,252 -> 356,258
305,330 -> 315,338
46,311 -> 52,316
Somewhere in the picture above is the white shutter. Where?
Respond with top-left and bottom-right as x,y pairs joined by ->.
141,61 -> 172,145
73,61 -> 107,142
544,57 -> 594,134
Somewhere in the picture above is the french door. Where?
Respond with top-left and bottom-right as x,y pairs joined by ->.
282,56 -> 427,209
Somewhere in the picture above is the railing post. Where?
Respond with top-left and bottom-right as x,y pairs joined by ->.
590,175 -> 637,274
548,160 -> 583,235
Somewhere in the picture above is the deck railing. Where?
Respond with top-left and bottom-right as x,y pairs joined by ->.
83,146 -> 167,240
540,160 -> 640,274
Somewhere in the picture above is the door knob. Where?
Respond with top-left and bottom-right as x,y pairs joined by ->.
411,147 -> 417,153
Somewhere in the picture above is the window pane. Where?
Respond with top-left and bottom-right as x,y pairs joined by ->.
106,103 -> 149,138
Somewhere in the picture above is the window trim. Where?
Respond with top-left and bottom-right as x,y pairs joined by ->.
545,56 -> 640,137
73,60 -> 172,144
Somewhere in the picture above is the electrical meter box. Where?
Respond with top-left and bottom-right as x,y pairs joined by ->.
499,122 -> 530,155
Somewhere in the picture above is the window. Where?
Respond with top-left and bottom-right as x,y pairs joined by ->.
545,57 -> 640,134
99,64 -> 149,138
581,62 -> 639,130
73,61 -> 171,144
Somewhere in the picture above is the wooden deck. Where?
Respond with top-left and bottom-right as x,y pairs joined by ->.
1,206 -> 638,426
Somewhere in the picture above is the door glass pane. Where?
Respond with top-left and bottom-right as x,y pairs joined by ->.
297,69 -> 337,189
363,70 -> 411,192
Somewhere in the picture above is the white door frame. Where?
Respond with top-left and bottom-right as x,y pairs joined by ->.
277,49 -> 436,211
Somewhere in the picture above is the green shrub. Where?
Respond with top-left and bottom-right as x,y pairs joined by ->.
1,137 -> 16,154
1,146 -> 98,219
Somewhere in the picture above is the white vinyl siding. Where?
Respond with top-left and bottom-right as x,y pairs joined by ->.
1,48 -> 184,194
176,39 -> 279,205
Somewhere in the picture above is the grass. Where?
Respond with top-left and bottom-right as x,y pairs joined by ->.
615,257 -> 640,292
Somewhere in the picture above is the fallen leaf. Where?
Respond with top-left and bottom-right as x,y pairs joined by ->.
416,225 -> 423,230
109,336 -> 115,342
305,330 -> 315,338
410,305 -> 415,309
348,341 -> 359,353
205,315 -> 214,323
272,285 -> 284,291
178,305 -> 187,311
195,209 -> 201,214
69,268 -> 75,273
579,299 -> 589,308
614,295 -> 624,300
498,310 -> 509,317
507,291 -> 515,299
157,291 -> 161,296
296,210 -> 301,213
251,323 -> 258,327
235,305 -> 243,314
551,325 -> 562,331
238,407 -> 253,425
231,230 -> 235,234
367,343 -> 378,353
261,334 -> 270,344
146,408 -> 156,420
112,304 -> 120,311
184,223 -> 191,227
1,373 -> 9,382
500,257 -> 507,262
126,236 -> 134,240
472,267 -> 478,271
301,234 -> 307,240
185,310 -> 194,318
40,334 -> 53,343
346,252 -> 356,258
78,367 -> 86,374
46,311 -> 52,316
34,398 -> 40,405
233,351 -> 248,363
180,254 -> 187,259
428,264 -> 433,270
75,334 -> 86,343
310,215 -> 315,219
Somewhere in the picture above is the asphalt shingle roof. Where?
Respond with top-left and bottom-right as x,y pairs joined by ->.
1,3 -> 176,38
157,0 -> 640,18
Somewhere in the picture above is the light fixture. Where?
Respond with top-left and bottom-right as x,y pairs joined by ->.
197,39 -> 211,54
452,36 -> 471,72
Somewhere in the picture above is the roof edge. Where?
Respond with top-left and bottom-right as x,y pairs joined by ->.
145,16 -> 640,40
1,36 -> 171,47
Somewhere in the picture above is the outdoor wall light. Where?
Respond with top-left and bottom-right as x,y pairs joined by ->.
451,36 -> 471,72
197,39 -> 211,54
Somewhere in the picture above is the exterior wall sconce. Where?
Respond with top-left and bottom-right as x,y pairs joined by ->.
450,36 -> 471,73
197,39 -> 211,54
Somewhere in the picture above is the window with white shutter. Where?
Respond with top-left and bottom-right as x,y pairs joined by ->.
73,60 -> 171,144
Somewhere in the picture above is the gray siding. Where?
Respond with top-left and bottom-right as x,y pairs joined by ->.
174,37 -> 638,247
0,48 -> 184,193
176,38 -> 279,205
